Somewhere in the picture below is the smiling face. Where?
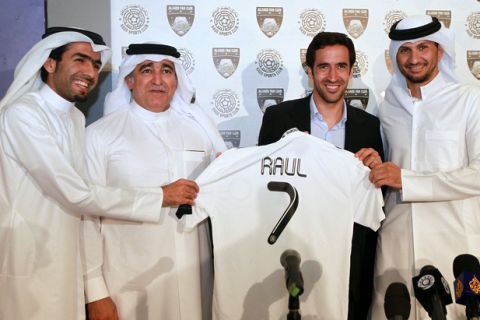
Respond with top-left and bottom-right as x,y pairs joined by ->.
126,59 -> 178,112
43,42 -> 102,102
308,44 -> 353,108
396,40 -> 443,91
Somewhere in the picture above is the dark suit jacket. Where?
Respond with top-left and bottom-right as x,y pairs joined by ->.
258,95 -> 384,320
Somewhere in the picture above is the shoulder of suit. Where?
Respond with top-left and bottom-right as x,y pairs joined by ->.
347,104 -> 379,124
266,96 -> 309,113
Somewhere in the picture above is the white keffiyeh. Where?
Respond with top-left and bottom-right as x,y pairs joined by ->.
384,15 -> 458,112
104,48 -> 226,152
0,31 -> 111,110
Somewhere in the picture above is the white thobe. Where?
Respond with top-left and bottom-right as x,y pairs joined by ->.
372,74 -> 480,320
0,85 -> 164,320
82,102 -> 214,319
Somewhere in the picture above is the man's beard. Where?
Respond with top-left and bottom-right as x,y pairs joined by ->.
73,94 -> 88,103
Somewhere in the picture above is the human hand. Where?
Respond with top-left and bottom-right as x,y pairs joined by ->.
355,147 -> 382,169
161,178 -> 199,207
86,297 -> 119,320
369,162 -> 402,189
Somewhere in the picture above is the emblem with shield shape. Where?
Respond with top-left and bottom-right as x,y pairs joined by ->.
213,48 -> 240,79
343,9 -> 368,39
167,5 -> 195,36
256,7 -> 283,38
257,88 -> 284,113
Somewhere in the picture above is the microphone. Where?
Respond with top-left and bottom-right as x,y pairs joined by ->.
412,265 -> 452,320
384,282 -> 411,320
453,254 -> 480,320
280,249 -> 304,297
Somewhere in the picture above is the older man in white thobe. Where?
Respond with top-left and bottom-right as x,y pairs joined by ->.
82,43 -> 226,320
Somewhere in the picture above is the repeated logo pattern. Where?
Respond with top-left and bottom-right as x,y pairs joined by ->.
112,2 -> 480,148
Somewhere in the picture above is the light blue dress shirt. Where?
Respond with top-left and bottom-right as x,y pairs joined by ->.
309,95 -> 347,149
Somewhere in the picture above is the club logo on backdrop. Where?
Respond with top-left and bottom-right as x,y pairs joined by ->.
467,51 -> 480,79
345,89 -> 369,110
426,10 -> 451,28
299,9 -> 326,37
300,49 -> 308,74
384,50 -> 394,74
219,130 -> 241,149
353,50 -> 368,78
211,89 -> 240,119
119,5 -> 149,35
257,88 -> 284,113
178,48 -> 195,75
256,7 -> 283,38
211,7 -> 239,36
383,10 -> 407,34
167,5 -> 195,36
343,9 -> 368,39
213,48 -> 240,79
466,12 -> 480,39
256,49 -> 284,77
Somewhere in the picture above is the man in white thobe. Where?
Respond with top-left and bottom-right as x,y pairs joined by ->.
370,15 -> 480,320
82,43 -> 226,320
0,28 -> 177,320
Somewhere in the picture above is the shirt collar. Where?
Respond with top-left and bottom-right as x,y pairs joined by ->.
309,95 -> 348,126
39,84 -> 74,113
130,99 -> 172,122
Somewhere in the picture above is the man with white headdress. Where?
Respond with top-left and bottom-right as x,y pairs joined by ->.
369,15 -> 480,319
0,28 -> 175,320
82,43 -> 226,320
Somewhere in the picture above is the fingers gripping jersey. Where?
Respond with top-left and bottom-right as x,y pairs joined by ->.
184,131 -> 384,320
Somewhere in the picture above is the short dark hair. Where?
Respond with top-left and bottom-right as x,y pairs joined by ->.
40,43 -> 71,82
306,32 -> 356,70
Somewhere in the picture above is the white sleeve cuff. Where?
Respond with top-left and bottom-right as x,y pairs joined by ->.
84,276 -> 110,303
401,169 -> 434,201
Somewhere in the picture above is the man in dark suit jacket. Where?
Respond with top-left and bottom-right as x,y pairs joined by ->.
258,32 -> 384,320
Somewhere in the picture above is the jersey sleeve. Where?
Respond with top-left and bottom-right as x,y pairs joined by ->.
350,164 -> 385,231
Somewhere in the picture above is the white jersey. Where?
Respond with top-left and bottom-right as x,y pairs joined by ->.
184,131 -> 384,320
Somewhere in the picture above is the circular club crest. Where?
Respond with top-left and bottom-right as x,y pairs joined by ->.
353,50 -> 368,78
211,89 -> 240,119
299,9 -> 326,37
466,12 -> 480,39
383,10 -> 407,34
417,274 -> 435,290
256,49 -> 284,78
178,48 -> 195,75
120,5 -> 149,35
211,7 -> 239,36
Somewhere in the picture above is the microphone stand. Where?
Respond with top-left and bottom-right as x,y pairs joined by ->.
287,295 -> 301,320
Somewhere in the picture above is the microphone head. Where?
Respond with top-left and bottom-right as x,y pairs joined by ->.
384,282 -> 411,319
453,254 -> 480,278
280,249 -> 301,268
413,265 -> 453,315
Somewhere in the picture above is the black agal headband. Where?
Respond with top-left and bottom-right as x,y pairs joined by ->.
388,17 -> 441,41
126,43 -> 180,58
42,26 -> 106,45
